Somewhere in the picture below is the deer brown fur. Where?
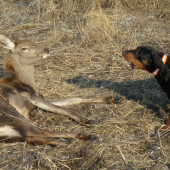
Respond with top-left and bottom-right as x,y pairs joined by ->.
0,33 -> 114,145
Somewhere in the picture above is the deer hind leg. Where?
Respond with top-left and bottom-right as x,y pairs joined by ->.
1,116 -> 92,145
1,137 -> 68,146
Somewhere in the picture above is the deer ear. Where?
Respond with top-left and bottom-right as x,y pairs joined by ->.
11,33 -> 24,41
0,34 -> 15,50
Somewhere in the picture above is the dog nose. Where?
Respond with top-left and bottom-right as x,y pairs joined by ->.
43,48 -> 49,54
122,51 -> 127,55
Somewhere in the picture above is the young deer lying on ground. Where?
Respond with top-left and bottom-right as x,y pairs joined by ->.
0,33 -> 113,145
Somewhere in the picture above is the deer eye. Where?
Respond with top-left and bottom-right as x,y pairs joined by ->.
22,47 -> 27,51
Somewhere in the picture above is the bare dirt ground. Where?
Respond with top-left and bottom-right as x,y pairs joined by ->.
1,0 -> 170,169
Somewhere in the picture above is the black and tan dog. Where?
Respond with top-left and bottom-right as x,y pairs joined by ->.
122,46 -> 170,128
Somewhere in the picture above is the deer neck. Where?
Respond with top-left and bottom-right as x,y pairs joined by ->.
16,65 -> 36,89
4,53 -> 36,89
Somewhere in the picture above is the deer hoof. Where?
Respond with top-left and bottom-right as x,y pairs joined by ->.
85,120 -> 96,124
87,135 -> 97,140
104,96 -> 120,104
77,133 -> 97,140
79,118 -> 96,125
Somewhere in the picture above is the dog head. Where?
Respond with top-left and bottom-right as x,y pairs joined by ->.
122,46 -> 164,73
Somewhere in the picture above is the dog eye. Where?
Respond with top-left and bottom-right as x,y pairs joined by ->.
22,48 -> 27,50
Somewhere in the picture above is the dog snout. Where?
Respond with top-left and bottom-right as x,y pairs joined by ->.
122,51 -> 127,56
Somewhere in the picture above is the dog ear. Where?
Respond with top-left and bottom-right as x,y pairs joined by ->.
151,53 -> 164,69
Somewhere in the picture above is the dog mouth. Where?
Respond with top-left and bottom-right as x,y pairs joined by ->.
127,63 -> 135,69
40,53 -> 50,59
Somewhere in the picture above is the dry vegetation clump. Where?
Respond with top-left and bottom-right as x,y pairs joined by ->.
1,0 -> 170,169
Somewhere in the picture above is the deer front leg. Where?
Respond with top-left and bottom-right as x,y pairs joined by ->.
30,95 -> 95,124
50,96 -> 116,106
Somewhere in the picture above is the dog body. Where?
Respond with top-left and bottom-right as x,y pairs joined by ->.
122,46 -> 170,127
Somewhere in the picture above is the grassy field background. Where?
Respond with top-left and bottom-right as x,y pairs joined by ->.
1,0 -> 170,169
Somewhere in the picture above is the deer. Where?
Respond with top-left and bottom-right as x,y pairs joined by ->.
0,33 -> 114,145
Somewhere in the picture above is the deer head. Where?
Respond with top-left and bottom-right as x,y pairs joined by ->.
0,33 -> 50,89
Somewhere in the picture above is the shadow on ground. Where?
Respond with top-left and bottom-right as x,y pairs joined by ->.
67,76 -> 170,120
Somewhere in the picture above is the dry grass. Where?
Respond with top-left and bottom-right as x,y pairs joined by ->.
1,0 -> 170,169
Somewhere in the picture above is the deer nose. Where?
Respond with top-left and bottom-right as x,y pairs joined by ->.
43,48 -> 49,54
122,51 -> 127,56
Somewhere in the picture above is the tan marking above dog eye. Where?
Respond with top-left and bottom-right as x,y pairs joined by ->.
137,48 -> 140,51
141,59 -> 147,64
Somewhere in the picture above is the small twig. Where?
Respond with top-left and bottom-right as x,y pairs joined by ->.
58,162 -> 71,170
157,128 -> 166,156
116,145 -> 127,164
91,157 -> 103,170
